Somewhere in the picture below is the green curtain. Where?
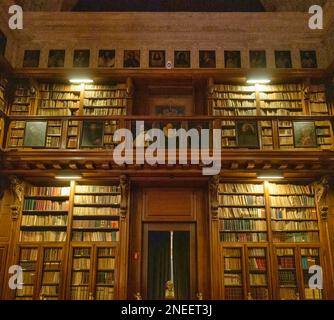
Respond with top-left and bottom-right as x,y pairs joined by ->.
173,231 -> 190,300
148,231 -> 170,300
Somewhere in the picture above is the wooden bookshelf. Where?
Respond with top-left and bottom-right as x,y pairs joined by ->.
268,183 -> 319,243
218,183 -> 267,242
38,83 -> 81,116
222,247 -> 245,299
258,84 -> 304,116
83,84 -> 128,116
9,81 -> 35,115
211,84 -> 257,116
19,186 -> 70,242
72,185 -> 121,242
69,245 -> 118,300
309,84 -> 329,115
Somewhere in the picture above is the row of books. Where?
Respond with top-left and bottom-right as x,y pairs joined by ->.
83,98 -> 127,107
40,286 -> 59,297
249,274 -> 267,286
40,92 -> 80,100
21,215 -> 67,227
249,258 -> 266,270
262,109 -> 302,116
269,184 -> 313,195
40,84 -> 81,92
38,109 -> 71,116
305,288 -> 322,300
220,233 -> 267,242
270,196 -> 315,207
20,231 -> 67,242
85,84 -> 120,90
83,108 -> 127,116
46,137 -> 61,148
224,257 -> 241,270
20,248 -> 38,261
27,187 -> 70,197
76,185 -> 120,193
278,271 -> 297,285
219,183 -> 264,193
72,272 -> 90,285
96,287 -> 115,300
213,109 -> 256,116
259,92 -> 301,100
219,195 -> 264,206
213,85 -> 255,92
97,258 -> 116,270
24,199 -> 69,211
212,100 -> 256,108
74,195 -> 121,204
73,207 -> 120,216
271,221 -> 318,231
72,220 -> 119,229
84,91 -> 126,98
220,220 -> 267,231
213,93 -> 256,100
278,256 -> 295,269
96,272 -> 114,285
40,100 -> 79,108
272,232 -> 319,243
42,272 -> 60,284
260,101 -> 302,109
271,208 -> 317,220
309,92 -> 326,101
219,207 -> 265,219
70,287 -> 89,300
44,248 -> 62,261
224,274 -> 242,286
72,231 -> 119,242
257,84 -> 302,92
73,259 -> 90,269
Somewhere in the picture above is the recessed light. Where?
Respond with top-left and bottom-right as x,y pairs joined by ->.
246,79 -> 271,84
257,172 -> 284,180
55,174 -> 82,180
69,79 -> 93,84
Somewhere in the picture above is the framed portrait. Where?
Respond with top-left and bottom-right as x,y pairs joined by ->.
249,50 -> 267,68
174,51 -> 191,68
73,49 -> 90,68
155,105 -> 185,116
23,121 -> 47,147
199,50 -> 216,68
149,50 -> 165,68
224,51 -> 241,68
23,50 -> 40,68
0,30 -> 7,56
300,50 -> 317,68
124,50 -> 140,68
275,51 -> 292,68
98,50 -> 115,68
293,121 -> 318,148
236,121 -> 259,148
81,121 -> 104,147
48,50 -> 65,68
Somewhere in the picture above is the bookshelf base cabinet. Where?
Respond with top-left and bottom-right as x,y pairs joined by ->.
0,179 -> 333,300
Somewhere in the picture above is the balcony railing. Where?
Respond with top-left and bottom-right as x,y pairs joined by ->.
3,115 -> 334,152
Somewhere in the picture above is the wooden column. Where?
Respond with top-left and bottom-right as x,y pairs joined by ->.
208,175 -> 222,299
118,174 -> 130,299
313,176 -> 334,299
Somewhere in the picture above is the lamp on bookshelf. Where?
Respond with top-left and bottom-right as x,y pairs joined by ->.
257,171 -> 284,180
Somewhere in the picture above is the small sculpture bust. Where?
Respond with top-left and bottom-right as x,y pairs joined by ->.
134,292 -> 142,300
165,280 -> 175,300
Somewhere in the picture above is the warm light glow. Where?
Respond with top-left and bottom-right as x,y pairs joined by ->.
257,172 -> 284,180
246,79 -> 271,84
55,175 -> 82,180
69,79 -> 93,84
